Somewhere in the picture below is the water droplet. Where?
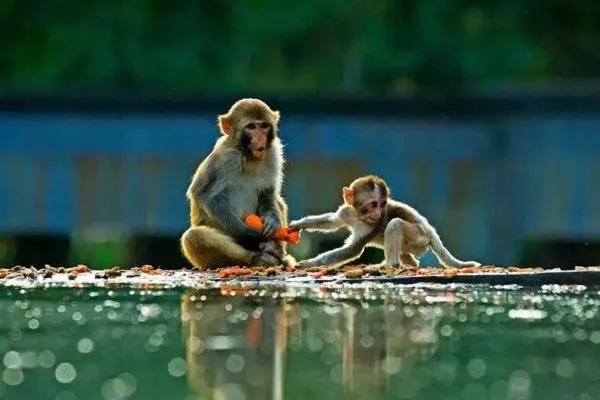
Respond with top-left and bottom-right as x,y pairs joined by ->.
2,368 -> 24,386
140,304 -> 162,318
28,319 -> 40,330
440,324 -> 453,337
148,333 -> 163,347
167,357 -> 187,377
77,338 -> 94,354
155,324 -> 167,335
38,350 -> 56,368
466,358 -> 486,379
226,354 -> 245,373
3,351 -> 21,369
55,362 -> 77,384
507,370 -> 531,398
556,358 -> 576,378
101,373 -> 137,400
360,334 -> 374,348
574,328 -> 587,341
589,331 -> 600,344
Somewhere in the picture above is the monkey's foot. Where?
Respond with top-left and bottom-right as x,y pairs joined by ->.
460,261 -> 482,268
281,254 -> 297,268
259,240 -> 284,258
381,261 -> 419,269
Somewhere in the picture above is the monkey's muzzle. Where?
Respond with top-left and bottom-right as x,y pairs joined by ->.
252,147 -> 266,159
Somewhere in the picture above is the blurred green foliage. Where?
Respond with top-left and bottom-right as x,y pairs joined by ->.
1,0 -> 599,95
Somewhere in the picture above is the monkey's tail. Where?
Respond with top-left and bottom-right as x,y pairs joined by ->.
428,227 -> 480,268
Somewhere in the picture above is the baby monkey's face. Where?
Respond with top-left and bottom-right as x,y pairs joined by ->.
354,188 -> 387,224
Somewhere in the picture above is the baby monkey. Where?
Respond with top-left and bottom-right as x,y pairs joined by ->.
289,175 -> 481,269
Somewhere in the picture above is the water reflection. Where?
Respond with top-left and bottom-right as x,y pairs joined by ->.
0,287 -> 187,400
181,284 -> 600,400
1,283 -> 600,399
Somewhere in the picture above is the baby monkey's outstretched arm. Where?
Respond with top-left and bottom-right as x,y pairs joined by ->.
290,208 -> 365,268
289,208 -> 349,233
296,235 -> 369,268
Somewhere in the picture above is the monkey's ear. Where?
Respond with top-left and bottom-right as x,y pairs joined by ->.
343,187 -> 353,205
272,110 -> 280,124
218,115 -> 233,135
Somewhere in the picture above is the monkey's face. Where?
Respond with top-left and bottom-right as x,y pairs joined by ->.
241,120 -> 274,160
218,99 -> 280,160
354,188 -> 387,224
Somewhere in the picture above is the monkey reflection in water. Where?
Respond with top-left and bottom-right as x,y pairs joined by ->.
180,288 -> 300,399
180,289 -> 443,399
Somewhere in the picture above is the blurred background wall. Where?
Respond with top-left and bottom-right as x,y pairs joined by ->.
0,0 -> 599,268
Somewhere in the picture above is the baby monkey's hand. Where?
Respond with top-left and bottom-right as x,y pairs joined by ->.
288,220 -> 305,231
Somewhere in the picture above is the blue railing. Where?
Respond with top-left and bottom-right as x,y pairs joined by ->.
1,97 -> 599,265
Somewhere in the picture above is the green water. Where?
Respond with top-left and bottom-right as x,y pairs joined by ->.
0,283 -> 599,400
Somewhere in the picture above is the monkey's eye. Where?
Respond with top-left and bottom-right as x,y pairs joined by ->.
247,123 -> 256,130
381,200 -> 387,207
260,122 -> 270,129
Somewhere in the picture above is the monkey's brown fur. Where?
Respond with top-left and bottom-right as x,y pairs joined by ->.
180,98 -> 294,269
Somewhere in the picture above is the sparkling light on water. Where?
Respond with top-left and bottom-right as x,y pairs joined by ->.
167,357 -> 187,377
55,363 -> 77,384
0,278 -> 599,399
38,350 -> 56,369
225,354 -> 245,373
3,351 -> 21,369
76,338 -> 94,354
101,373 -> 137,400
3,368 -> 24,386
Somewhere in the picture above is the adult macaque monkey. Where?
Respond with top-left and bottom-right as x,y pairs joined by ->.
180,98 -> 295,269
289,175 -> 481,269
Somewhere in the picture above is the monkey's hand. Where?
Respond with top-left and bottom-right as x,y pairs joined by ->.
288,219 -> 305,231
261,211 -> 282,237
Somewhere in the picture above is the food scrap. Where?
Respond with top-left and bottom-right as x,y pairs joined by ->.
0,263 -> 597,290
